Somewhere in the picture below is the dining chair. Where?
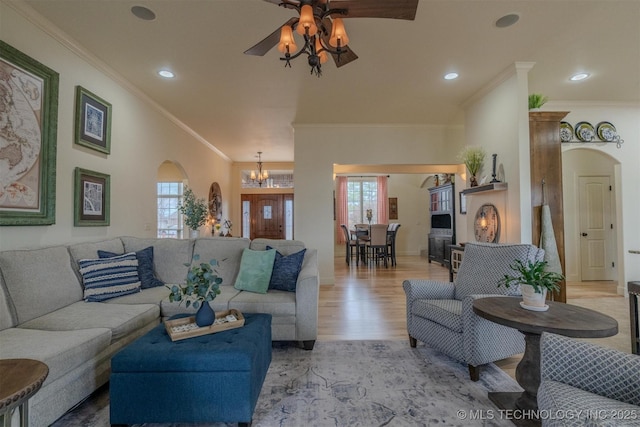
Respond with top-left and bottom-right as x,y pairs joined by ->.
365,224 -> 389,267
340,224 -> 359,266
354,224 -> 370,264
386,223 -> 401,267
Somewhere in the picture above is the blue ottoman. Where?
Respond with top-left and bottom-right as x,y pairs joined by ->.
110,313 -> 272,426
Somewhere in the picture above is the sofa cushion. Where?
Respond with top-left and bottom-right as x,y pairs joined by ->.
192,237 -> 250,286
0,246 -> 83,324
99,246 -> 164,289
229,289 -> 296,317
234,248 -> 276,294
106,285 -> 169,306
68,238 -> 126,282
412,299 -> 463,333
78,253 -> 141,302
267,246 -> 306,292
18,301 -> 159,342
121,237 -> 193,284
0,327 -> 111,385
250,238 -> 306,256
0,272 -> 17,331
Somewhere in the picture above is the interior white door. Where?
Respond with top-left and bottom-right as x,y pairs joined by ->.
578,176 -> 614,281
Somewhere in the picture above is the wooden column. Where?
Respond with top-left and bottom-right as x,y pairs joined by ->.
529,111 -> 569,303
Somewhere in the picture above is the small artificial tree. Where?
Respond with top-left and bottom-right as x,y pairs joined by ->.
178,187 -> 208,231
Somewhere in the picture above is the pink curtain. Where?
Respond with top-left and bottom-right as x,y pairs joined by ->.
377,176 -> 389,224
335,176 -> 348,244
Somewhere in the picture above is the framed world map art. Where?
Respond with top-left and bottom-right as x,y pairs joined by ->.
0,41 -> 59,225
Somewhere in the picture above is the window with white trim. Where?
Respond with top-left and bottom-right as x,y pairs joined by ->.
157,182 -> 183,239
347,178 -> 378,228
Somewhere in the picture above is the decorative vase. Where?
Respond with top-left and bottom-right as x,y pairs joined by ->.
520,285 -> 548,310
189,229 -> 199,239
195,301 -> 215,327
470,175 -> 478,187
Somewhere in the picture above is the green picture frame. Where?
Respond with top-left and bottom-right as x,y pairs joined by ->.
0,41 -> 59,225
74,168 -> 110,226
74,86 -> 112,154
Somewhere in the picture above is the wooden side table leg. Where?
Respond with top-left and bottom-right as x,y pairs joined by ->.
515,332 -> 541,411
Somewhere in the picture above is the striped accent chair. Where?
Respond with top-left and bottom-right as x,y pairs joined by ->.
403,242 -> 544,381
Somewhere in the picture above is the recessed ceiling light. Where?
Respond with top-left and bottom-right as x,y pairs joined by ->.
131,5 -> 156,21
444,72 -> 459,80
158,70 -> 175,78
495,13 -> 520,28
570,73 -> 590,81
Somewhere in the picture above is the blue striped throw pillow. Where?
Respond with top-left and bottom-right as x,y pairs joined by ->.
78,252 -> 141,302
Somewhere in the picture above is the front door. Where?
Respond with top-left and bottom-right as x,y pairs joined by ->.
578,176 -> 615,281
241,194 -> 293,240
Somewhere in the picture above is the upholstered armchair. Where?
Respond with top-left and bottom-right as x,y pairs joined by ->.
538,332 -> 640,427
403,242 -> 544,381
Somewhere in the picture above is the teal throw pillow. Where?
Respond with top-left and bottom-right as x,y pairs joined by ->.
234,248 -> 276,294
267,246 -> 306,292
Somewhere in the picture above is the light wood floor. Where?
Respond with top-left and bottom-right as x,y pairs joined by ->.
321,255 -> 630,380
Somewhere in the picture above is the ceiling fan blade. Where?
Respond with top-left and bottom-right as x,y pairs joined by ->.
329,0 -> 418,20
320,17 -> 358,68
330,46 -> 358,68
244,18 -> 298,56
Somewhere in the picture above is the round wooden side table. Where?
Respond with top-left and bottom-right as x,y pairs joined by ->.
0,359 -> 48,427
473,297 -> 618,419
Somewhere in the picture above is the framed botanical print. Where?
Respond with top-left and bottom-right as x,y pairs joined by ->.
74,86 -> 112,154
74,168 -> 110,226
0,41 -> 59,225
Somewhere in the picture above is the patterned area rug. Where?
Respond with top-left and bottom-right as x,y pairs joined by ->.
53,340 -> 522,427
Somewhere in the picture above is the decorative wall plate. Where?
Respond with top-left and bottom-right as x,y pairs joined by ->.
560,121 -> 573,142
574,121 -> 595,142
596,121 -> 616,141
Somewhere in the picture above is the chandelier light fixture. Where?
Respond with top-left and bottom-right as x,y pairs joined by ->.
250,152 -> 269,187
277,0 -> 350,76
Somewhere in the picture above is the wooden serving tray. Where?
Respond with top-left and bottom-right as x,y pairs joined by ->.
164,309 -> 245,342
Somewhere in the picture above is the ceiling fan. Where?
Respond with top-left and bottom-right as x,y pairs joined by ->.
244,0 -> 418,76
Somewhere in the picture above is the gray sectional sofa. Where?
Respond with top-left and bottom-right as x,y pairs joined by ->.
0,236 -> 319,427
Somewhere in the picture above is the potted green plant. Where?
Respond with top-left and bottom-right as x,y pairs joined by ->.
528,93 -> 548,110
178,187 -> 208,238
458,146 -> 486,187
167,255 -> 222,326
498,259 -> 564,311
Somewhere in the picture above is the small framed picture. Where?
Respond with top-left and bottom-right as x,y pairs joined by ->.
74,86 -> 112,154
74,168 -> 110,226
389,197 -> 398,219
459,192 -> 467,215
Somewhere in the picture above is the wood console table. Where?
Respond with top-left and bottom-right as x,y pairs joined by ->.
473,297 -> 618,426
0,359 -> 48,427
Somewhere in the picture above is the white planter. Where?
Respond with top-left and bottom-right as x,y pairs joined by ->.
520,284 -> 547,310
189,229 -> 200,239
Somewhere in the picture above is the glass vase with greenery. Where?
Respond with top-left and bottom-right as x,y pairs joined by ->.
458,146 -> 486,187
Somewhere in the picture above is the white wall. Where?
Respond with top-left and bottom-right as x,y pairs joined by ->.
553,102 -> 640,294
294,124 -> 464,284
460,64 -> 533,244
0,3 -> 231,250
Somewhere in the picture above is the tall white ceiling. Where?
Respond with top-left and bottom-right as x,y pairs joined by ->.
17,0 -> 640,162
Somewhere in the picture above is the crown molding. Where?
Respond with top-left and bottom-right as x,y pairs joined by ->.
4,0 -> 232,163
